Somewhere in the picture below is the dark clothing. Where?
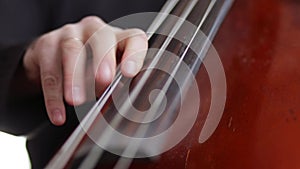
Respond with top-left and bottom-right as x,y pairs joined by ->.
0,0 -> 165,168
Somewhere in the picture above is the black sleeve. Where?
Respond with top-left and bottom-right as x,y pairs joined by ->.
0,43 -> 49,136
0,44 -> 80,169
0,0 -> 53,136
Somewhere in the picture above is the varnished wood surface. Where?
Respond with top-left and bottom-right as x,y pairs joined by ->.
129,0 -> 300,168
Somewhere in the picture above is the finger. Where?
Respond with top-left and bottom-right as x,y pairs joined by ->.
23,40 -> 40,81
38,35 -> 66,125
91,28 -> 117,88
80,17 -> 117,92
117,28 -> 148,77
60,24 -> 86,106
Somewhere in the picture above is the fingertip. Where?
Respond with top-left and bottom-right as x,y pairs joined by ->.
121,60 -> 138,77
50,109 -> 66,126
96,62 -> 114,86
72,86 -> 86,105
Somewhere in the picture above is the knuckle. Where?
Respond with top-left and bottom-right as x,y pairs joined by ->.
43,80 -> 62,107
42,74 -> 60,89
37,34 -> 57,53
45,96 -> 60,108
81,16 -> 104,26
62,24 -> 76,33
61,38 -> 83,52
127,28 -> 147,39
38,35 -> 49,47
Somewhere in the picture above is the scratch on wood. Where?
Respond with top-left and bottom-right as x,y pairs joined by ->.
228,116 -> 233,128
185,149 -> 191,169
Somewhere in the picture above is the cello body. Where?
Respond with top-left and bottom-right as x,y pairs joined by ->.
46,0 -> 300,168
130,0 -> 300,168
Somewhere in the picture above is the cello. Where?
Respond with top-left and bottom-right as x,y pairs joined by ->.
46,0 -> 300,168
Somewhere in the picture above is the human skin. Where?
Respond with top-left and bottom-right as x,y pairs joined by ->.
23,16 -> 148,126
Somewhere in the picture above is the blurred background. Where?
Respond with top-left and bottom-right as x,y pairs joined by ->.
0,131 -> 30,169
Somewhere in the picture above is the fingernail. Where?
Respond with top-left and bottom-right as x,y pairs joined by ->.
52,109 -> 63,124
72,86 -> 83,104
123,60 -> 137,77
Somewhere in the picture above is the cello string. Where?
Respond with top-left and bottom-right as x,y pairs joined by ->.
45,75 -> 122,169
146,0 -> 180,39
112,1 -> 218,169
114,0 -> 236,167
45,1 -> 180,168
113,0 -> 199,122
188,0 -> 234,73
77,1 -> 199,168
48,0 -> 230,167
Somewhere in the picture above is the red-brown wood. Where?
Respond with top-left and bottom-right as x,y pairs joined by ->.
129,0 -> 300,168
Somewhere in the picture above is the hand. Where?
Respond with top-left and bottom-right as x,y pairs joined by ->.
23,16 -> 148,126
